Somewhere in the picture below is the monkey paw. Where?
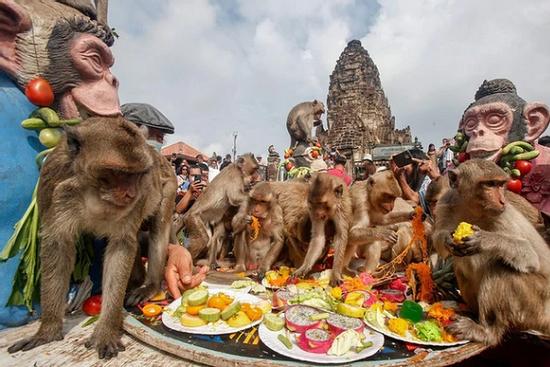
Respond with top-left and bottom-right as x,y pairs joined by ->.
125,283 -> 158,307
8,330 -> 63,353
293,265 -> 311,279
380,229 -> 399,245
85,331 -> 125,360
447,316 -> 480,341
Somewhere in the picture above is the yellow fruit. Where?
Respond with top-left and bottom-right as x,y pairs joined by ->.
330,287 -> 343,300
344,291 -> 365,307
226,311 -> 252,328
180,313 -> 207,327
453,222 -> 474,243
388,318 -> 409,336
337,303 -> 366,318
150,291 -> 166,302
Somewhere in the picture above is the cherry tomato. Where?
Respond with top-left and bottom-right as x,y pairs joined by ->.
25,77 -> 54,106
514,160 -> 532,176
457,152 -> 470,163
507,179 -> 522,194
142,303 -> 163,318
285,162 -> 294,171
82,295 -> 102,316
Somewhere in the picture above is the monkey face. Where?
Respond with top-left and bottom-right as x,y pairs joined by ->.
309,201 -> 331,221
250,199 -> 271,219
96,169 -> 146,208
479,179 -> 507,214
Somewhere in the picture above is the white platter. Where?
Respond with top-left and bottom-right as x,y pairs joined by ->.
258,314 -> 385,364
162,288 -> 263,335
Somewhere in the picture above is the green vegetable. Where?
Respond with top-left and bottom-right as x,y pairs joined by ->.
510,169 -> 521,178
31,107 -> 59,125
510,146 -> 525,155
21,118 -> 47,130
414,320 -> 443,342
82,315 -> 99,327
510,150 -> 539,161
278,334 -> 293,349
501,141 -> 533,156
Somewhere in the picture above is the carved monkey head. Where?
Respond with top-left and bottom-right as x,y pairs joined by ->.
65,117 -> 153,209
448,159 -> 508,215
237,153 -> 260,190
308,173 -> 344,221
367,170 -> 403,214
248,182 -> 275,219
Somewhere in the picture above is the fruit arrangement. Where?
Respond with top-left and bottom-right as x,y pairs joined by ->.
364,300 -> 463,345
261,305 -> 378,357
165,287 -> 265,332
263,267 -> 292,288
498,141 -> 539,194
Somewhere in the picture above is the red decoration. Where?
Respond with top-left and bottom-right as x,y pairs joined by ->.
507,179 -> 522,194
25,77 -> 54,106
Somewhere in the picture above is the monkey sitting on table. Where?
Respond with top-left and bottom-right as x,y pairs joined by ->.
230,182 -> 284,274
8,117 -> 175,359
433,159 -> 550,345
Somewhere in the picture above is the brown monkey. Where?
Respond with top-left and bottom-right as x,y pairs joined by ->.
230,182 -> 284,273
8,117 -> 176,359
337,171 -> 415,274
286,100 -> 325,147
433,159 -> 550,345
181,153 -> 259,260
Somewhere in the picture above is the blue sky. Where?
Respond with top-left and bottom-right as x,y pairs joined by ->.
108,0 -> 550,158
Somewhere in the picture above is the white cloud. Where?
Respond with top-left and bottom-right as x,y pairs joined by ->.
109,0 -> 550,158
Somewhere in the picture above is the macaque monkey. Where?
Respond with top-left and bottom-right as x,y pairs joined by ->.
433,159 -> 550,345
180,153 -> 259,260
286,100 -> 325,147
8,117 -> 176,359
336,171 -> 416,274
230,182 -> 284,273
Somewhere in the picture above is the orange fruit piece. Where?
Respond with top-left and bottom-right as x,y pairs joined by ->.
244,307 -> 263,321
186,304 -> 206,315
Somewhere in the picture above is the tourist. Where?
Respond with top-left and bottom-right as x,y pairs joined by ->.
220,154 -> 232,170
175,164 -> 207,215
267,145 -> 280,164
427,144 -> 439,174
437,138 -> 453,173
195,154 -> 205,165
208,158 -> 220,181
327,155 -> 352,186
363,153 -> 377,179
391,150 -> 440,215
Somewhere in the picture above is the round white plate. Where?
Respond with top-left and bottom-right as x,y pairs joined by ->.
363,318 -> 469,347
259,315 -> 385,364
162,288 -> 263,335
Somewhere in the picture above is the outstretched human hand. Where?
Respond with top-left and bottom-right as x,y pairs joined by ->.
165,244 -> 209,299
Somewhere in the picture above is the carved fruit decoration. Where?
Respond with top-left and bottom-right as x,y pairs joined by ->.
25,77 -> 54,107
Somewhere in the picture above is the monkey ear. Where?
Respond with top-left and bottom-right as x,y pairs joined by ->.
447,169 -> 459,189
523,102 -> 550,142
313,99 -> 318,104
64,126 -> 81,156
334,184 -> 344,198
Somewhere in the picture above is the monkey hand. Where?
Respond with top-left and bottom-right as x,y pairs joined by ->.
293,264 -> 312,279
444,230 -> 481,257
85,326 -> 125,359
126,282 -> 160,307
376,228 -> 399,245
8,326 -> 63,353
447,316 -> 479,342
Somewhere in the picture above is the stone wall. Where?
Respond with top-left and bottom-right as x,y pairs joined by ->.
325,40 -> 412,159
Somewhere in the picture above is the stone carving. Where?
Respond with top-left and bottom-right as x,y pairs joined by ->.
325,40 -> 411,158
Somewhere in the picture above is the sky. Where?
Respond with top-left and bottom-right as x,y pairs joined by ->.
109,0 -> 550,159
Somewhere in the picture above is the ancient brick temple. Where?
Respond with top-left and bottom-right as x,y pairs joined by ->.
324,40 -> 412,161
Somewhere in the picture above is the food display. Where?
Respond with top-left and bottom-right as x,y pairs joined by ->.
162,287 -> 266,334
258,305 -> 384,364
262,266 -> 292,288
364,300 -> 468,346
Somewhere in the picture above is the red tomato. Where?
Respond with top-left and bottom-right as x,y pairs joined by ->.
507,179 -> 522,194
285,162 -> 294,171
514,160 -> 532,176
311,150 -> 320,159
25,77 -> 54,106
457,152 -> 470,163
82,295 -> 102,316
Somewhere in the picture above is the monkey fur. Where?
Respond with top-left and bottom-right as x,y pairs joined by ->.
8,117 -> 176,359
286,100 -> 325,147
433,159 -> 550,345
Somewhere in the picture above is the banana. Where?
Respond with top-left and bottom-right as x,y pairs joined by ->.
21,118 -> 47,130
31,107 -> 59,125
501,141 -> 534,156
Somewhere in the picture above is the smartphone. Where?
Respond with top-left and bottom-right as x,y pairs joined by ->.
392,150 -> 414,168
193,175 -> 202,183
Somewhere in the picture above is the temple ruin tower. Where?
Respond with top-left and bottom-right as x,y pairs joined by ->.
325,40 -> 412,160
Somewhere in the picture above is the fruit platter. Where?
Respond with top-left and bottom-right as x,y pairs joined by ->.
259,305 -> 385,364
162,287 -> 268,335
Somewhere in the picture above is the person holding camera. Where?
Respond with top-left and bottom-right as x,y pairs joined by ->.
175,164 -> 208,215
437,138 -> 453,174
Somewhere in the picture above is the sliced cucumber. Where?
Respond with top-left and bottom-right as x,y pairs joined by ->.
221,301 -> 241,320
199,307 -> 221,323
263,313 -> 284,331
187,289 -> 208,306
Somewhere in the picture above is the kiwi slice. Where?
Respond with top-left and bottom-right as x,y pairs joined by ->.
221,301 -> 241,320
199,307 -> 221,323
263,313 -> 284,331
187,289 -> 208,306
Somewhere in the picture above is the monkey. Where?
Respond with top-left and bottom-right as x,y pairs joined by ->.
179,153 -> 260,261
8,117 -> 176,359
230,182 -> 284,273
205,206 -> 239,270
334,171 -> 416,275
286,100 -> 325,147
432,159 -> 550,346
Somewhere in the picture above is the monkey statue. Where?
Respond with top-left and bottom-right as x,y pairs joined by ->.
286,100 -> 325,168
433,159 -> 550,346
8,117 -> 176,359
458,79 -> 550,232
179,153 -> 260,261
0,0 -> 120,328
230,182 -> 284,273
